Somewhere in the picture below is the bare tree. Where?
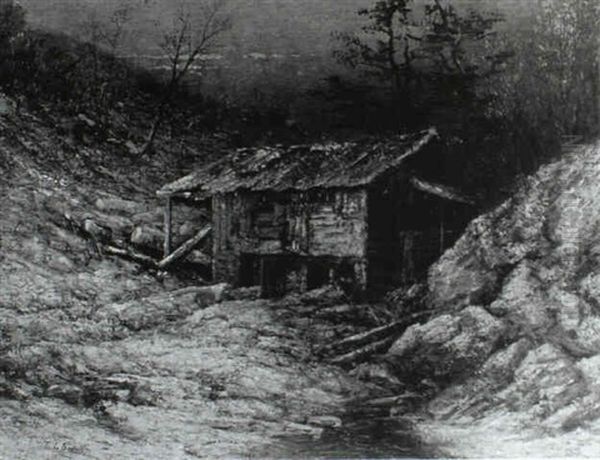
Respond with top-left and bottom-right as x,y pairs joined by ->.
79,1 -> 134,113
141,0 -> 231,155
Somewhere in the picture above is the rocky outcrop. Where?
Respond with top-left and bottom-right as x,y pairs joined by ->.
387,143 -> 600,441
387,306 -> 504,384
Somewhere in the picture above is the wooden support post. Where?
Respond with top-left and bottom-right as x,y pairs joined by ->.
439,203 -> 445,255
163,197 -> 172,258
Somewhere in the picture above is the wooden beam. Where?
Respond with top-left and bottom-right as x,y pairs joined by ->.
157,224 -> 212,270
163,197 -> 172,257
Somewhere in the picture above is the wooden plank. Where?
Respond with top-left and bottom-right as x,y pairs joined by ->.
157,225 -> 212,270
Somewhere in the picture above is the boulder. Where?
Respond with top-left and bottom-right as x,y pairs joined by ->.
349,362 -> 403,389
427,182 -> 548,312
480,338 -> 532,385
94,284 -> 230,333
95,197 -> 147,215
224,286 -> 262,301
130,225 -> 163,252
571,316 -> 600,357
487,261 -> 553,333
178,221 -> 196,239
497,344 -> 586,417
387,306 -> 505,383
195,283 -> 230,305
307,415 -> 343,428
299,285 -> 346,307
576,354 -> 600,395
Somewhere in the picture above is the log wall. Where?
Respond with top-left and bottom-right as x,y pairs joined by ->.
212,189 -> 368,292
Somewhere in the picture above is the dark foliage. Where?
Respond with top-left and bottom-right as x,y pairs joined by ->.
330,0 -> 600,204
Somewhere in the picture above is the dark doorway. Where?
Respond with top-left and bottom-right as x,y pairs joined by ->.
306,258 -> 331,290
239,253 -> 261,287
262,255 -> 297,298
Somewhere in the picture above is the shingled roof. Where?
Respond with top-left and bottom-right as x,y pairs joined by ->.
158,128 -> 439,199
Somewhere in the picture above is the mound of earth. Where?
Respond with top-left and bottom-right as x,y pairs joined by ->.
387,142 -> 600,457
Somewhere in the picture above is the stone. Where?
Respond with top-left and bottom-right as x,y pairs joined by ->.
571,316 -> 600,356
387,306 -> 505,383
307,415 -> 342,428
195,283 -> 230,306
178,221 -> 196,239
580,273 -> 600,308
576,354 -> 600,395
349,362 -> 402,388
95,197 -> 147,215
224,286 -> 262,301
497,344 -> 585,417
480,338 -> 532,385
299,285 -> 345,307
486,262 -> 553,334
282,422 -> 324,439
548,287 -> 583,333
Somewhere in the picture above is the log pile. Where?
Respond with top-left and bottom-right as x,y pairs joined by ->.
323,311 -> 431,369
44,194 -> 212,272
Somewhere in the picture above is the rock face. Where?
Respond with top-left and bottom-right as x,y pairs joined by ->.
388,306 -> 504,384
387,143 -> 600,437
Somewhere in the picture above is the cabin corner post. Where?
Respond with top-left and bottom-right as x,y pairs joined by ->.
163,196 -> 173,257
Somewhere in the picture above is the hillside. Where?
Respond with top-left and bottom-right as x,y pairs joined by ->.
0,89 -> 437,457
3,2 -> 600,456
385,141 -> 600,457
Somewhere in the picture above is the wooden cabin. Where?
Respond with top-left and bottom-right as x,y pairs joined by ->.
157,128 -> 474,297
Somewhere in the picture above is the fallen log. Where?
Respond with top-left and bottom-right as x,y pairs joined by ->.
104,245 -> 157,268
322,321 -> 406,356
322,310 -> 433,360
329,336 -> 397,368
361,392 -> 422,407
157,225 -> 212,270
60,208 -> 134,242
314,304 -> 361,322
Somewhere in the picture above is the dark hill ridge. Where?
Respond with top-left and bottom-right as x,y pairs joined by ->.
18,0 -> 534,99
385,141 -> 600,456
